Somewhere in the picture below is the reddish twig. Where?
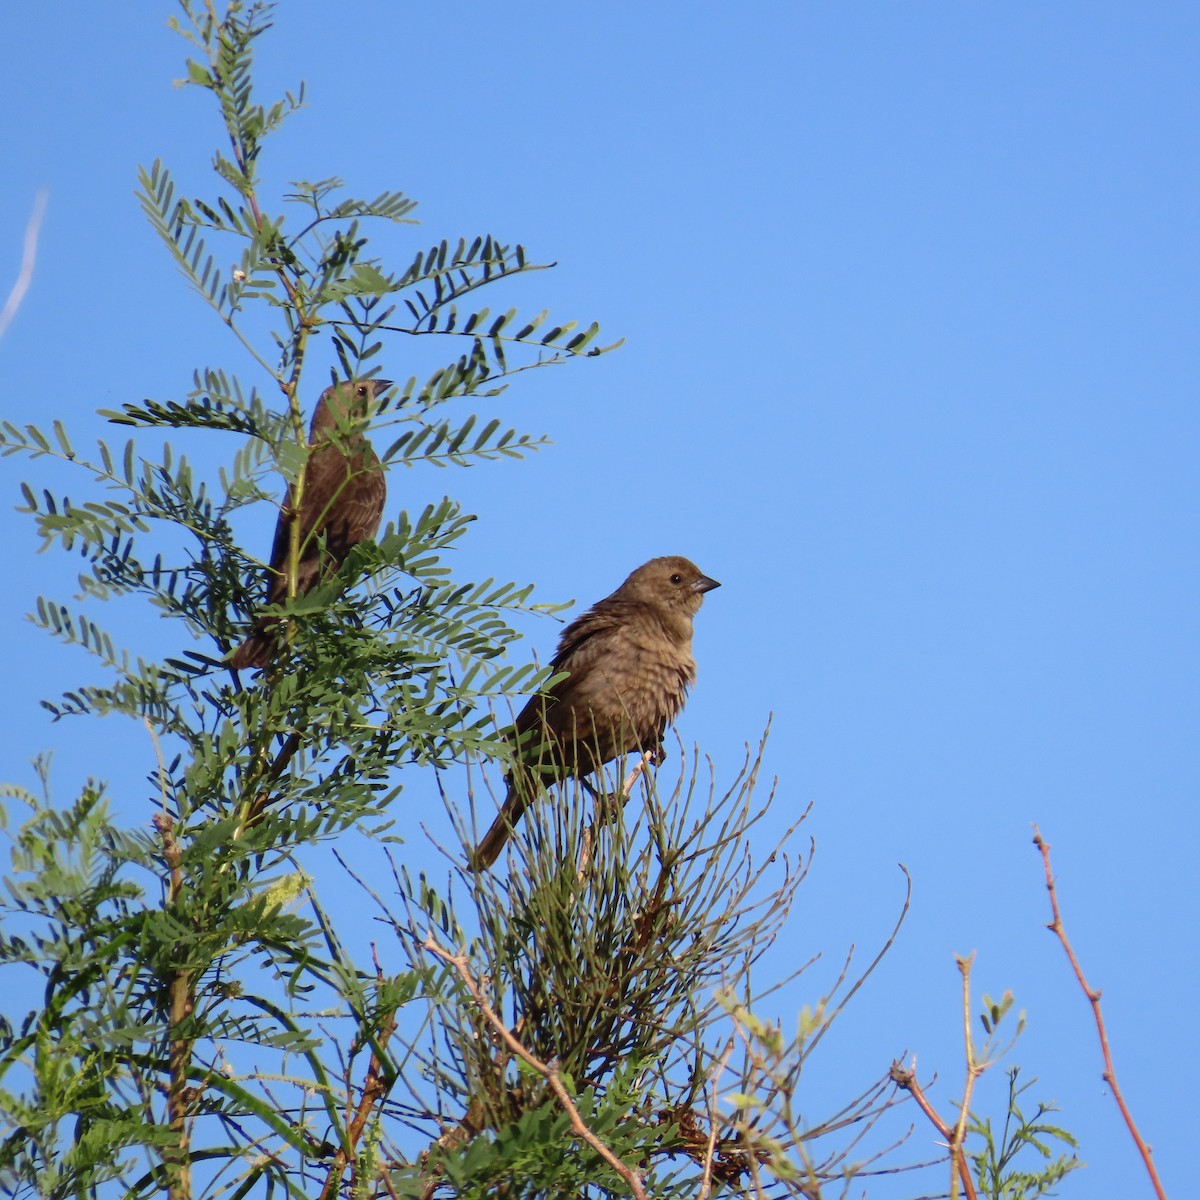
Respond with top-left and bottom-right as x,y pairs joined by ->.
318,959 -> 399,1200
1033,827 -> 1167,1200
889,1060 -> 977,1200
423,935 -> 650,1200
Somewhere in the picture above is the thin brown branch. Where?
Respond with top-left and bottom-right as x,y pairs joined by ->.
619,750 -> 654,799
546,1065 -> 649,1196
1033,827 -> 1167,1200
889,1060 -> 976,1200
0,189 -> 48,339
423,935 -> 650,1200
317,985 -> 399,1200
379,1167 -> 403,1200
243,730 -> 302,827
698,1038 -> 736,1200
152,809 -> 184,902
152,812 -> 193,1200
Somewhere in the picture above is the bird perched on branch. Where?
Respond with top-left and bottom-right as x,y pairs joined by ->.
471,555 -> 720,870
229,377 -> 390,671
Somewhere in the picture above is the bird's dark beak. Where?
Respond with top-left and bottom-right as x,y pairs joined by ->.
372,378 -> 394,393
693,575 -> 720,594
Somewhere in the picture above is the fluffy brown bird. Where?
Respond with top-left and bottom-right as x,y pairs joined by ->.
229,378 -> 390,670
471,555 -> 720,870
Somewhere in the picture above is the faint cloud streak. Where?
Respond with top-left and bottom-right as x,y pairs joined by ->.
0,188 -> 49,339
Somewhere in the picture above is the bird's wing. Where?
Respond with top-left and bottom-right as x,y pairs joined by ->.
504,606 -> 617,746
522,602 -> 658,749
262,448 -> 355,604
547,601 -> 631,671
321,463 -> 386,562
263,488 -> 297,607
293,446 -> 352,553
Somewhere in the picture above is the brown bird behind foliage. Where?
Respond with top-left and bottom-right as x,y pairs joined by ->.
229,378 -> 390,671
471,555 -> 720,870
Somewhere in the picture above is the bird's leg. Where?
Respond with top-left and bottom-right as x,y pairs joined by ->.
577,750 -> 662,878
623,747 -> 663,791
577,777 -> 602,877
577,774 -> 628,878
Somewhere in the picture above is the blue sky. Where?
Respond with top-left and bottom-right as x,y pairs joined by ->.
3,2 -> 1196,1195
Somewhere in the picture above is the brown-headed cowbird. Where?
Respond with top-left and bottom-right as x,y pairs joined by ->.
471,555 -> 720,870
229,378 -> 390,670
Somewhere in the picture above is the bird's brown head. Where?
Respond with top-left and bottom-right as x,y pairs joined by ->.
616,555 -> 720,620
311,377 -> 393,437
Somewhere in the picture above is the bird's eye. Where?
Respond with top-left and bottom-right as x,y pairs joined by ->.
670,573 -> 682,585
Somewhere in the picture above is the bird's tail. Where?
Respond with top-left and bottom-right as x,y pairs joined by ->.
228,621 -> 275,671
470,779 -> 533,871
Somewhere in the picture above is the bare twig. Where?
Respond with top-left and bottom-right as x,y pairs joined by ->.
951,954 -> 984,1200
1033,827 -> 1167,1200
146,716 -> 172,812
423,935 -> 650,1200
618,750 -> 654,799
0,188 -> 48,339
889,953 -> 1002,1200
698,1038 -> 736,1200
889,1060 -> 977,1200
317,975 -> 399,1200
